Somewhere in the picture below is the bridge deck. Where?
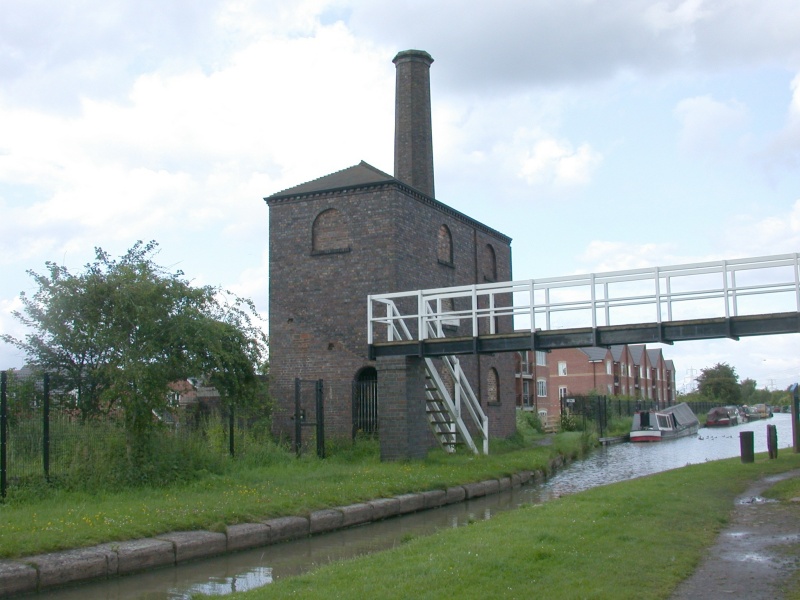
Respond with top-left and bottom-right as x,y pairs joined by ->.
369,313 -> 800,358
367,253 -> 800,358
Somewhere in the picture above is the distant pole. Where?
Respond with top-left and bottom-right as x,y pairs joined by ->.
1,371 -> 7,500
790,383 -> 799,453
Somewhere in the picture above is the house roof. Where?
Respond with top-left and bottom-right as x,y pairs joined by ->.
647,348 -> 663,365
609,345 -> 627,361
267,161 -> 395,200
580,347 -> 608,361
628,344 -> 646,365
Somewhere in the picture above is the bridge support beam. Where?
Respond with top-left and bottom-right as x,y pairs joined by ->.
376,356 -> 429,461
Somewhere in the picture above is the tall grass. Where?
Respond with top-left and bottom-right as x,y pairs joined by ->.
0,428 -> 588,559
4,411 -> 284,502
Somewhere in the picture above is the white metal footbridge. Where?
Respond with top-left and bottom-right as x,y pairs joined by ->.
366,253 -> 799,455
368,253 -> 800,357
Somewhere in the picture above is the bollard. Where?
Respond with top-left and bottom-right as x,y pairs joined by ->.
740,430 -> 754,463
767,424 -> 778,459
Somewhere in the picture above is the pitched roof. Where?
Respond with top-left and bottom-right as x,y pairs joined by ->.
647,348 -> 663,365
609,345 -> 627,361
580,347 -> 608,361
628,344 -> 646,365
267,161 -> 395,200
265,161 -> 513,244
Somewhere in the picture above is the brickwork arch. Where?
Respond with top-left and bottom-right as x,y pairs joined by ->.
312,208 -> 350,253
483,243 -> 497,281
437,224 -> 453,265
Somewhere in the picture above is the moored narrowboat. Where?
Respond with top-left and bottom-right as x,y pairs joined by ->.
705,405 -> 740,427
630,402 -> 700,442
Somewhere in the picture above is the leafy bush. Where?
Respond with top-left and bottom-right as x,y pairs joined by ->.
560,412 -> 579,431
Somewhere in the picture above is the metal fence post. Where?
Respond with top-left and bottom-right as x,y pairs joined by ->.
294,378 -> 302,457
229,403 -> 235,458
1,371 -> 7,500
43,373 -> 50,480
316,379 -> 325,459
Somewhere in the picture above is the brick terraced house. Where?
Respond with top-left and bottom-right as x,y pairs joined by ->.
515,345 -> 677,425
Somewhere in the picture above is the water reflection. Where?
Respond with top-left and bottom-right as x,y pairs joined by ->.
37,414 -> 795,600
529,413 -> 794,502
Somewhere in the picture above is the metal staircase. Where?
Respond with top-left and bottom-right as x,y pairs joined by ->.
372,298 -> 489,454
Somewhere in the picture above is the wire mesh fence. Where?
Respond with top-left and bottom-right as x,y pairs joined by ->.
560,394 -> 717,437
1,370 -> 273,499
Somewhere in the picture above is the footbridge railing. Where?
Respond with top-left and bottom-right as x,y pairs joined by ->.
367,253 -> 800,348
374,298 -> 488,454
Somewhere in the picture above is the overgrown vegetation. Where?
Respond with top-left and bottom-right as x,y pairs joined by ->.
2,384 -> 278,497
1,241 -> 269,475
0,430 -> 589,559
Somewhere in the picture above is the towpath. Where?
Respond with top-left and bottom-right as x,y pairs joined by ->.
670,470 -> 800,600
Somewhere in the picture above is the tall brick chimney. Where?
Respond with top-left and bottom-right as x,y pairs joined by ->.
393,49 -> 435,198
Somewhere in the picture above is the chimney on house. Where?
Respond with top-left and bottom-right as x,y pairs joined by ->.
393,49 -> 435,198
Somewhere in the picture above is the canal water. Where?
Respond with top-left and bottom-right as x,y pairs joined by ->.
38,413 -> 796,600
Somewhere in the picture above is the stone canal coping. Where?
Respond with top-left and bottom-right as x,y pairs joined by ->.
0,459 -> 564,597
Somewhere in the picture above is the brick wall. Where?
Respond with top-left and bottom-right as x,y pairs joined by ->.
268,179 -> 516,447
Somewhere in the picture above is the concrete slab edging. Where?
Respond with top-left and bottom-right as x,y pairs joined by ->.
0,465 -> 556,597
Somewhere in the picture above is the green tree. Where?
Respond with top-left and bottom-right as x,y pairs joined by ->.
696,362 -> 741,404
740,378 -> 758,405
2,241 -> 269,441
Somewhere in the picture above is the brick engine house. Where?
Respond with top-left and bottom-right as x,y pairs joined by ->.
266,50 -> 516,459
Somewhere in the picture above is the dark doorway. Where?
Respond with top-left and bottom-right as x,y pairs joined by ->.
352,367 -> 378,439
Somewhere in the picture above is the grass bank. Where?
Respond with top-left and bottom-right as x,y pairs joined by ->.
0,431 -> 588,559
234,452 -> 800,600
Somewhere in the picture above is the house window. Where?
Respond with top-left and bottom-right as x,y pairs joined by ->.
437,224 -> 453,266
487,368 -> 499,404
518,351 -> 530,374
606,360 -> 612,375
536,351 -> 547,366
522,380 -> 532,407
312,208 -> 350,254
537,378 -> 547,398
558,361 -> 567,376
607,383 -> 613,394
559,386 -> 568,400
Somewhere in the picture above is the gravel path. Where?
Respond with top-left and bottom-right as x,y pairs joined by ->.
670,469 -> 800,600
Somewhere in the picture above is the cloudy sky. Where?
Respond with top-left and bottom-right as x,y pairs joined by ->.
1,0 -> 799,391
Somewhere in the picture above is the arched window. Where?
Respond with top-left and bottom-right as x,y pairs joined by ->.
437,224 -> 453,265
312,208 -> 350,254
487,367 -> 499,404
483,243 -> 497,281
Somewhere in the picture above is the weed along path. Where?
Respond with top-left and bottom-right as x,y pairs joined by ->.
12,414 -> 799,600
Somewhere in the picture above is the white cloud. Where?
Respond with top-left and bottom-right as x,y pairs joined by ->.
673,94 -> 747,156
578,240 -> 685,273
764,72 -> 800,171
719,200 -> 800,258
504,128 -> 602,187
